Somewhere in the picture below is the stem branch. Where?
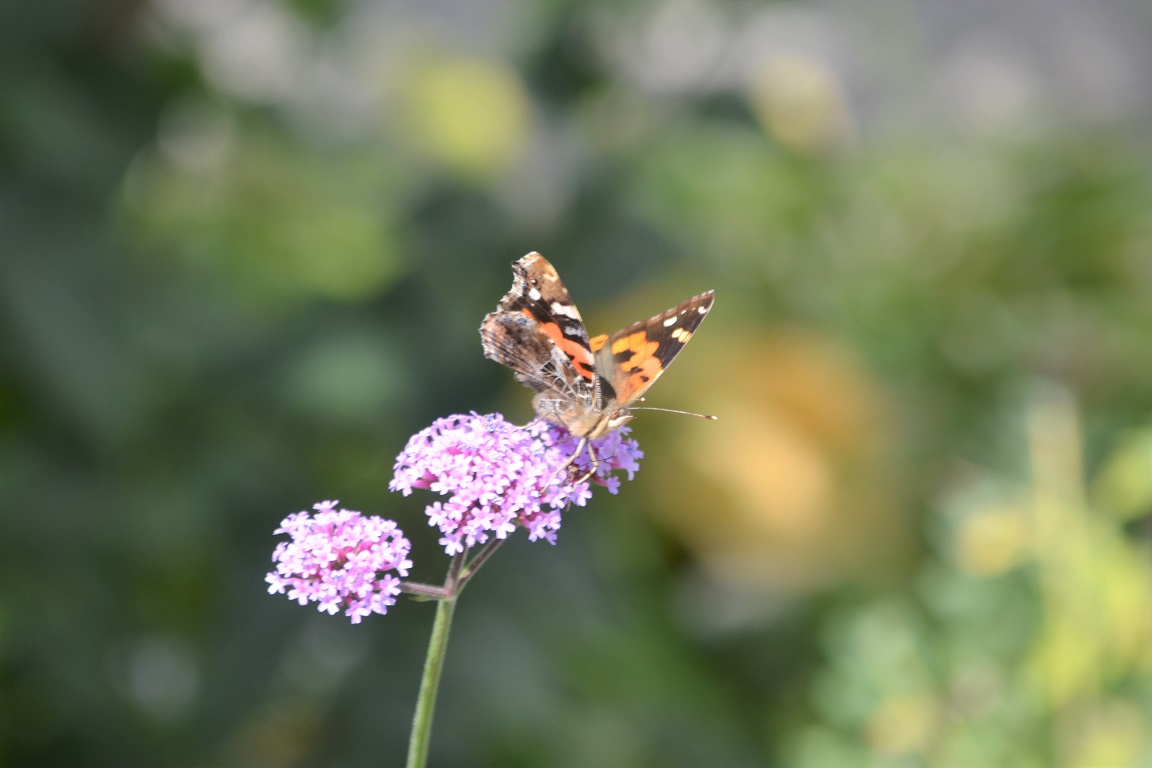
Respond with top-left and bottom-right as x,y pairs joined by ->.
459,537 -> 506,588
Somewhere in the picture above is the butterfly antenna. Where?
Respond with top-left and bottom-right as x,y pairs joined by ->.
630,398 -> 717,421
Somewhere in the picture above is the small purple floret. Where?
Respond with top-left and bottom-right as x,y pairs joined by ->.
266,501 -> 413,624
389,413 -> 643,552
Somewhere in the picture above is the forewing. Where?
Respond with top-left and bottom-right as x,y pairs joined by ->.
495,252 -> 597,384
594,290 -> 714,406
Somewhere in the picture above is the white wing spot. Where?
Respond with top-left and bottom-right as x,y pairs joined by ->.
550,301 -> 582,319
697,305 -> 709,314
663,316 -> 679,327
528,287 -> 542,301
672,328 -> 693,342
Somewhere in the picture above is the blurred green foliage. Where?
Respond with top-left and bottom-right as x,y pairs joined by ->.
790,393 -> 1152,767
2,1 -> 1150,766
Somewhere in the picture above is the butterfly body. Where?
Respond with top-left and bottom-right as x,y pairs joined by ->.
480,252 -> 713,442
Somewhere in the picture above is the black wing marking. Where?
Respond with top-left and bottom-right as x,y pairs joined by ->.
595,290 -> 714,405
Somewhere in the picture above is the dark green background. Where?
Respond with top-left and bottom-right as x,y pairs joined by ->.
3,1 -> 1151,766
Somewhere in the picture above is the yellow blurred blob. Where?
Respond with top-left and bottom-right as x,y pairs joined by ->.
1092,427 -> 1152,522
397,56 -> 530,179
1028,617 -> 1101,711
954,504 -> 1030,576
1024,392 -> 1152,713
1066,699 -> 1148,768
748,54 -> 849,153
1096,541 -> 1152,674
865,693 -> 938,758
642,329 -> 902,593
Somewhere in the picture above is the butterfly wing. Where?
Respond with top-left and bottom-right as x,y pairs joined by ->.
480,253 -> 601,431
495,253 -> 597,379
593,290 -> 715,406
480,310 -> 576,394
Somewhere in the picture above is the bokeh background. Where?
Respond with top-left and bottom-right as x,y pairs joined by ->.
3,0 -> 1151,766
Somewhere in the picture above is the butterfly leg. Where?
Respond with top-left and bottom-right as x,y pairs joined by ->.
543,436 -> 599,489
556,437 -> 585,475
569,439 -> 600,486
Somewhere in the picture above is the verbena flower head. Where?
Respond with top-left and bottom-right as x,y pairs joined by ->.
266,501 -> 413,624
390,413 -> 643,553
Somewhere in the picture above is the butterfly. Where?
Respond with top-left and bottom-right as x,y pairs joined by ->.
480,252 -> 714,479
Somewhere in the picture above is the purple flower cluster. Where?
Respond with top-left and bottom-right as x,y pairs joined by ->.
390,413 -> 643,552
266,414 -> 642,622
266,501 -> 413,624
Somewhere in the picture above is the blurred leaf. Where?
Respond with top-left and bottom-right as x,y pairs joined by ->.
395,55 -> 531,180
1092,425 -> 1152,522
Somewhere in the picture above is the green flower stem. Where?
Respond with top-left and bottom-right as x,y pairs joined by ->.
404,536 -> 503,766
406,591 -> 458,768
